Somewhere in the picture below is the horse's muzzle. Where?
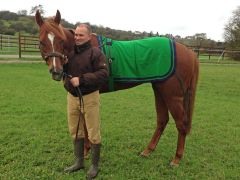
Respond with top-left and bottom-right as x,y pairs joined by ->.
50,68 -> 63,81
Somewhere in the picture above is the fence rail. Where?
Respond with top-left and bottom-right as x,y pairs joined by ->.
1,33 -> 240,61
0,34 -> 18,51
189,46 -> 240,62
0,33 -> 40,58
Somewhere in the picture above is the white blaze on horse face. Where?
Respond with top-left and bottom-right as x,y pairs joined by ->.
47,33 -> 56,68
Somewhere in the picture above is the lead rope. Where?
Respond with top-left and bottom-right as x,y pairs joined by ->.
74,86 -> 85,142
63,72 -> 85,143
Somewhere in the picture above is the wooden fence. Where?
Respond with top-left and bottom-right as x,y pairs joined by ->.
0,33 -> 40,58
18,33 -> 40,58
0,33 -> 240,61
0,34 -> 18,51
188,46 -> 240,61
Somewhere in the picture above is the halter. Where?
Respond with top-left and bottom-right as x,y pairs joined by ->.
39,29 -> 67,64
39,40 -> 67,64
43,51 -> 66,62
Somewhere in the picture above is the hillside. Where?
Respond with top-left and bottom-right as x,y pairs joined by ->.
0,10 -> 74,36
0,10 -> 149,40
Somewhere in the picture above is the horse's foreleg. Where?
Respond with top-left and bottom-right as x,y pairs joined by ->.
141,86 -> 169,157
170,132 -> 186,167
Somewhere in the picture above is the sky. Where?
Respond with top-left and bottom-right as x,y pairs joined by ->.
0,0 -> 239,41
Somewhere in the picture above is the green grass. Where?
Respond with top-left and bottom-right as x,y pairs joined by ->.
0,56 -> 42,61
0,53 -> 42,61
0,63 -> 239,179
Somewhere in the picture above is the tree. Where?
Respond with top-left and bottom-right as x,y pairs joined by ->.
0,11 -> 18,20
0,20 -> 5,30
17,10 -> 28,16
30,4 -> 45,16
224,6 -> 240,47
9,22 -> 25,32
149,31 -> 153,37
193,33 -> 207,40
224,6 -> 240,60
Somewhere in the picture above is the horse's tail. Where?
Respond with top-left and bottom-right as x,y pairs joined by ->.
185,56 -> 199,134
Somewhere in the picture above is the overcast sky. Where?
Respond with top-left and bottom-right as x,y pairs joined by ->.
1,0 -> 239,41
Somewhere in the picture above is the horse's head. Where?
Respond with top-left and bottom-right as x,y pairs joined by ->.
35,10 -> 68,81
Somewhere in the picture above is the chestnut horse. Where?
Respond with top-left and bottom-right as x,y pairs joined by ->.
35,10 -> 199,167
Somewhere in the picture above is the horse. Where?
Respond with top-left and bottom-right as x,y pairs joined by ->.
35,10 -> 199,167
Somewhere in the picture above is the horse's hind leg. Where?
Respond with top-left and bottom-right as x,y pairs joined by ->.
141,84 -> 169,157
170,131 -> 186,167
167,97 -> 187,167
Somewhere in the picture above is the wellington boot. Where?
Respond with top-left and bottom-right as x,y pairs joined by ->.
87,144 -> 101,179
64,138 -> 84,173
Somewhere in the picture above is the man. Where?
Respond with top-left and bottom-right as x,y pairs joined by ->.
63,24 -> 109,179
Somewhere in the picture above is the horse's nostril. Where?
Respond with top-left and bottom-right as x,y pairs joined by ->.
50,69 -> 63,81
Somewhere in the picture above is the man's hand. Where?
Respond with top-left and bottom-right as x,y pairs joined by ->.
70,77 -> 80,87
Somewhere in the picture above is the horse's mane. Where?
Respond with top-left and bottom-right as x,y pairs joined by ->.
41,17 -> 66,40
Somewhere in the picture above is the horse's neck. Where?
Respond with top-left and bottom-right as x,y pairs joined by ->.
63,28 -> 75,55
91,34 -> 99,47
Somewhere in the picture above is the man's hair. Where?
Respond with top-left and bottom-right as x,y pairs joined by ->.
77,23 -> 92,34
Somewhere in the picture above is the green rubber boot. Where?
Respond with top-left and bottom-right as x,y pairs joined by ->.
87,144 -> 101,179
64,138 -> 84,173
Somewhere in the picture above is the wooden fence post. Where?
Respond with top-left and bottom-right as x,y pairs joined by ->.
208,49 -> 211,60
0,34 -> 2,50
18,32 -> 21,58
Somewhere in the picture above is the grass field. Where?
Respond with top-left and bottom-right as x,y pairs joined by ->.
0,63 -> 239,179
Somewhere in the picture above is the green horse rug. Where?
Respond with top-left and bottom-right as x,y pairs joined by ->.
97,36 -> 176,83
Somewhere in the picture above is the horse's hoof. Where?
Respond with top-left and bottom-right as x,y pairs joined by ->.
140,149 -> 151,157
170,160 -> 179,168
84,152 -> 90,159
84,155 -> 89,159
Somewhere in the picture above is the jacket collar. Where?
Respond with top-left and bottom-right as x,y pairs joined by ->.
74,41 -> 91,54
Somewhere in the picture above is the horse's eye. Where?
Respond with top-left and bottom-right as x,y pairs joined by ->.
61,40 -> 65,45
39,41 -> 45,46
39,41 -> 46,50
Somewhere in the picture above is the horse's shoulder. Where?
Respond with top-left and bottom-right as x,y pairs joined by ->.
68,50 -> 75,59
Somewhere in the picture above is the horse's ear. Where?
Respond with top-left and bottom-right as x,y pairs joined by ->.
54,10 -> 61,24
35,10 -> 43,27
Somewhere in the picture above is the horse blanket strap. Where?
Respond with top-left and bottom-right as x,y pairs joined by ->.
97,35 -> 114,91
97,35 -> 105,53
100,36 -> 176,83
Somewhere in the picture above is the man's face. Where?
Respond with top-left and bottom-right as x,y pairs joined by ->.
74,26 -> 91,45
